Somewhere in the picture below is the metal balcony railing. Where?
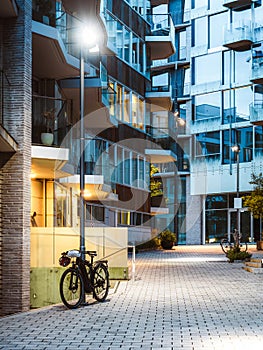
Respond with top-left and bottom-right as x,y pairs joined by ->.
249,101 -> 263,124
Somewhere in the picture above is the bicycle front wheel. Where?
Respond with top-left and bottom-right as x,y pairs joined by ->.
220,239 -> 232,254
92,263 -> 109,302
239,242 -> 248,252
60,268 -> 84,309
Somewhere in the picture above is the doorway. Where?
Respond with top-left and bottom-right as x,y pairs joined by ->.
228,209 -> 251,242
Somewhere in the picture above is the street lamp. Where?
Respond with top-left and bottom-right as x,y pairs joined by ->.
232,144 -> 241,238
79,26 -> 98,260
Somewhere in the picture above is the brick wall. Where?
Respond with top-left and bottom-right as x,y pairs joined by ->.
0,0 -> 32,316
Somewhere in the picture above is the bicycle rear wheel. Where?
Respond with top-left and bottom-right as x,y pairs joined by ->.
60,268 -> 84,309
92,263 -> 109,302
220,239 -> 232,254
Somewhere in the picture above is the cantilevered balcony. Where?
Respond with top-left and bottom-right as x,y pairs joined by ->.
145,84 -> 173,110
249,101 -> 263,125
250,56 -> 263,84
223,21 -> 253,51
223,0 -> 261,11
146,14 -> 175,60
150,0 -> 169,6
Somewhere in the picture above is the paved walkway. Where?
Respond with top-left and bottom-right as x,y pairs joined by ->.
1,245 -> 263,350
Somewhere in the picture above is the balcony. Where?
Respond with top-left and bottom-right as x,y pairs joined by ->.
150,0 -> 170,6
223,21 -> 253,51
31,145 -> 70,179
223,0 -> 261,11
249,101 -> 263,125
60,175 -> 117,201
0,0 -> 18,18
146,14 -> 175,60
146,72 -> 173,110
145,149 -> 177,163
250,56 -> 263,84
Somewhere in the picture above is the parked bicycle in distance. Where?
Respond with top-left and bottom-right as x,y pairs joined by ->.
220,229 -> 248,254
59,249 -> 109,309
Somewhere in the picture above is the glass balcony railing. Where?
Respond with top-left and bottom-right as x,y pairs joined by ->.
147,13 -> 174,37
249,101 -> 263,124
250,55 -> 263,83
223,20 -> 253,50
32,95 -> 72,146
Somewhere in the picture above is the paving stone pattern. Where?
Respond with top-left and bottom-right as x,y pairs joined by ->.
0,245 -> 263,350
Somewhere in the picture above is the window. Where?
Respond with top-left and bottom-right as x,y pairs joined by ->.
193,16 -> 207,47
124,88 -> 130,123
195,131 -> 220,158
223,128 -> 253,164
194,92 -> 221,121
209,12 -> 228,49
193,0 -> 207,9
234,51 -> 251,85
194,53 -> 221,85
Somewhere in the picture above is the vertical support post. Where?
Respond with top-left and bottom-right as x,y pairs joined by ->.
80,46 -> 86,260
236,150 -> 241,239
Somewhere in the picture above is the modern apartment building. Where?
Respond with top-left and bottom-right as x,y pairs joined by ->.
0,0 -> 177,315
171,0 -> 263,244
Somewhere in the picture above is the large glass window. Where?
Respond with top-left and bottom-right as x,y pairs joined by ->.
206,209 -> 227,243
223,87 -> 252,124
179,30 -> 187,60
209,12 -> 228,49
235,86 -> 252,122
194,53 -> 221,84
193,16 -> 208,47
195,131 -> 220,158
123,89 -> 130,123
193,0 -> 207,9
223,128 -> 253,164
194,92 -> 221,121
234,51 -> 251,85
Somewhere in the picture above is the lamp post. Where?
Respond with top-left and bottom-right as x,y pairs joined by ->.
79,43 -> 85,260
79,27 -> 98,260
232,144 -> 241,238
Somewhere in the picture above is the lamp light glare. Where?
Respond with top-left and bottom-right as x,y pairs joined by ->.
81,26 -> 98,48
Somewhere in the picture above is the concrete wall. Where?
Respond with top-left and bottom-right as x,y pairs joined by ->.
30,226 -> 128,308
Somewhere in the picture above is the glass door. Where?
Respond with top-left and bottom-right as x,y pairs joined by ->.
228,209 -> 251,242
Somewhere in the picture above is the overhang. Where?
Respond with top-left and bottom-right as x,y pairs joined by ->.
145,149 -> 177,163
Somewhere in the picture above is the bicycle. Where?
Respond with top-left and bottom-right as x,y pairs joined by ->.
59,249 -> 110,309
220,229 -> 248,254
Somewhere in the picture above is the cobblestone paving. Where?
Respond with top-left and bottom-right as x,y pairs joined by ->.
0,245 -> 263,350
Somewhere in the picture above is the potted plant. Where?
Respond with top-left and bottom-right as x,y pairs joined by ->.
159,229 -> 176,250
41,108 -> 56,145
243,173 -> 263,250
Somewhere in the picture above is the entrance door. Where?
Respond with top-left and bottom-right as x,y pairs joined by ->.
228,209 -> 251,242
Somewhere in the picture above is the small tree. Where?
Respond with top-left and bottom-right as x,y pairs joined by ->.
150,164 -> 163,197
243,172 -> 263,240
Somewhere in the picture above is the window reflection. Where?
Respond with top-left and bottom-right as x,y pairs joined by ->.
209,12 -> 228,48
195,131 -> 220,158
194,53 -> 221,84
193,16 -> 208,47
194,92 -> 221,121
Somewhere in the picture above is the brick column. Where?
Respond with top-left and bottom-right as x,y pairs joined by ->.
0,0 -> 32,315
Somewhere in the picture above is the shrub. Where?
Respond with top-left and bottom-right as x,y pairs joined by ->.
159,229 -> 176,249
226,246 -> 252,263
